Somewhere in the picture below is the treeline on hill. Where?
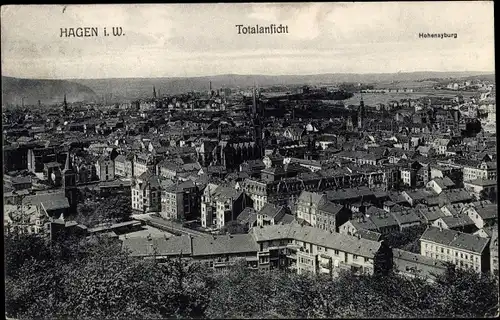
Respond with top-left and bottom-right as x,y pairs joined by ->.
5,231 -> 499,319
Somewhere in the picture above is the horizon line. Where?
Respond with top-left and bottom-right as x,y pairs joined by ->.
2,70 -> 495,81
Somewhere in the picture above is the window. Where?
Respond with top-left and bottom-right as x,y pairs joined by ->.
441,248 -> 444,253
353,255 -> 358,260
364,257 -> 369,263
334,250 -> 339,256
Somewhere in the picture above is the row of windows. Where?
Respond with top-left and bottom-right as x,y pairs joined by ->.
425,251 -> 479,263
424,243 -> 478,261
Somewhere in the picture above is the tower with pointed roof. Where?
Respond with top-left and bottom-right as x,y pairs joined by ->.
62,148 -> 77,214
63,94 -> 68,113
357,93 -> 365,130
153,86 -> 157,99
251,86 -> 264,157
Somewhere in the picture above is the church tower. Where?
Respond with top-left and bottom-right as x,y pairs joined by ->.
63,94 -> 68,113
252,86 -> 264,157
357,94 -> 365,130
153,86 -> 157,99
62,148 -> 78,215
346,115 -> 353,132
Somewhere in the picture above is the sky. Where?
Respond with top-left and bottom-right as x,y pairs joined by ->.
1,2 -> 495,79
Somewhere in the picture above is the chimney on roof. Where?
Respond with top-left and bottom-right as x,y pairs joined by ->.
189,235 -> 193,254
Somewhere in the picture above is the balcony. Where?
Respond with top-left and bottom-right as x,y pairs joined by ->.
214,260 -> 235,268
286,253 -> 297,260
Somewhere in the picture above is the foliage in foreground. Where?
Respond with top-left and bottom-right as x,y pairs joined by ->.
5,232 -> 499,319
74,194 -> 132,227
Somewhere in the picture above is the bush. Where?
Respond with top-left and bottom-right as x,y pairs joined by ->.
5,231 -> 499,319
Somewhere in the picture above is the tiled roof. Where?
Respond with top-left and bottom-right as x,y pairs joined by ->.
192,234 -> 259,256
258,203 -> 285,219
237,207 -> 257,225
348,218 -> 378,232
417,206 -> 447,222
278,214 -> 296,225
369,211 -> 399,229
393,248 -> 447,268
298,191 -> 325,206
356,228 -> 382,242
251,223 -> 382,258
23,192 -> 69,211
465,179 -> 497,187
437,214 -> 475,229
122,235 -> 191,257
474,204 -> 498,221
420,226 -> 490,254
390,209 -> 423,225
318,201 -> 343,215
213,186 -> 243,202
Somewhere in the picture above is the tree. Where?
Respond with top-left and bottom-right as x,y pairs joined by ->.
73,194 -> 132,227
384,224 -> 427,253
432,263 -> 499,317
480,188 -> 497,203
220,220 -> 247,235
5,232 -> 52,278
6,230 -> 499,319
5,232 -> 215,320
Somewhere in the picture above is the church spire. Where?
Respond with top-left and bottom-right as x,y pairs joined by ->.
252,84 -> 257,116
358,83 -> 364,130
64,147 -> 73,172
63,94 -> 68,113
153,86 -> 157,99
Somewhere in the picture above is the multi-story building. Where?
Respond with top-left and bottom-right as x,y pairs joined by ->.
241,168 -> 388,212
295,191 -> 349,232
430,164 -> 463,187
201,184 -> 248,229
463,179 -> 497,200
490,229 -> 498,276
420,226 -> 490,273
121,234 -> 264,273
4,174 -> 32,191
462,161 -> 497,182
3,144 -> 30,172
160,180 -> 199,221
114,154 -> 134,178
295,191 -> 327,225
133,152 -> 155,178
95,155 -> 115,181
131,171 -> 162,212
27,146 -> 67,175
400,167 -> 416,187
392,248 -> 447,282
256,203 -> 295,227
463,202 -> 498,229
251,223 -> 388,277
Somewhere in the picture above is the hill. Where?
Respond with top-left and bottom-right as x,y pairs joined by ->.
70,71 -> 494,102
2,76 -> 98,106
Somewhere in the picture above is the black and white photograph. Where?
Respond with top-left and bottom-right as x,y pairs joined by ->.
2,2 -> 498,319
